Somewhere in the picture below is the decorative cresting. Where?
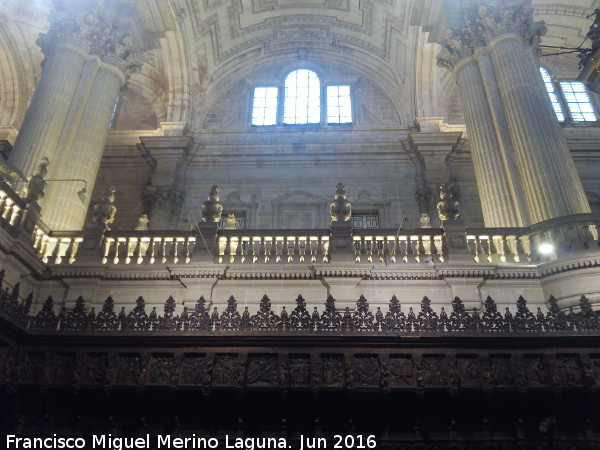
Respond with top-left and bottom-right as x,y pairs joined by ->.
37,6 -> 141,77
91,186 -> 117,230
1,277 -> 598,333
24,157 -> 50,203
201,185 -> 223,222
437,1 -> 546,70
436,183 -> 460,221
330,183 -> 352,222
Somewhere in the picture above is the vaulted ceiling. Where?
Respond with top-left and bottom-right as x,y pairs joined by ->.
0,0 -> 598,133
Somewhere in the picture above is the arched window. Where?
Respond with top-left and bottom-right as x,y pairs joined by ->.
283,69 -> 321,124
540,67 -> 597,122
250,68 -> 353,126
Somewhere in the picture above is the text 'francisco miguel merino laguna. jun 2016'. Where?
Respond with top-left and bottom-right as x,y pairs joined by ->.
5,433 -> 378,450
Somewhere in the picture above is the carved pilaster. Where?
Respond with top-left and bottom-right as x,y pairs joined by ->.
144,186 -> 185,230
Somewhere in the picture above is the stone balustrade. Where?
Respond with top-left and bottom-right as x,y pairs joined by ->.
102,231 -> 197,264
0,182 -> 26,229
217,229 -> 330,264
33,226 -> 83,264
466,213 -> 600,263
352,228 -> 445,263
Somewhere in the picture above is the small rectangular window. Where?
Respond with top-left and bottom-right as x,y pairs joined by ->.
539,68 -> 564,122
327,85 -> 352,124
559,81 -> 597,122
252,87 -> 278,126
351,214 -> 378,229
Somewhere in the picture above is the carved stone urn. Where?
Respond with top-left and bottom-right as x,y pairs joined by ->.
436,183 -> 460,221
330,183 -> 352,222
201,185 -> 223,222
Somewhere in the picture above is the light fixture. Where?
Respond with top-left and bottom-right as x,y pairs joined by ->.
538,242 -> 555,255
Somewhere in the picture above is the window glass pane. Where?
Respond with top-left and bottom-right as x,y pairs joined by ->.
327,85 -> 352,124
283,69 -> 320,124
539,68 -> 564,122
560,81 -> 597,122
251,87 -> 278,126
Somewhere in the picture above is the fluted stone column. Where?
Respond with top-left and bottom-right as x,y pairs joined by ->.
7,5 -> 139,230
438,1 -> 591,227
488,35 -> 591,222
452,57 -> 525,227
41,61 -> 125,230
8,44 -> 87,178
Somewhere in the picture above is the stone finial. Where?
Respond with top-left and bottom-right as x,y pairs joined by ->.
91,186 -> 117,230
201,185 -> 223,222
436,182 -> 460,221
24,157 -> 50,202
330,183 -> 352,222
224,213 -> 237,229
134,214 -> 149,230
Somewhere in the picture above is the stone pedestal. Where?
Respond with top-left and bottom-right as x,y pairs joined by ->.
329,221 -> 354,262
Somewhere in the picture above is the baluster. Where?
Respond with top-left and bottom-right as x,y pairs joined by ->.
519,235 -> 532,261
399,236 -> 409,262
492,235 -> 507,262
376,236 -> 385,262
229,236 -> 239,263
365,236 -> 373,263
2,198 -> 14,221
478,236 -> 492,262
162,237 -> 172,263
33,227 -> 45,253
102,237 -> 113,264
218,236 -> 227,263
0,191 -> 7,216
286,236 -> 296,263
322,236 -> 329,262
505,235 -> 519,262
240,237 -> 249,263
465,235 -> 479,262
138,237 -> 150,264
43,237 -> 58,263
114,238 -> 126,264
422,235 -> 432,261
264,236 -> 273,262
252,237 -> 261,263
174,237 -> 186,263
9,205 -> 22,227
69,238 -> 83,264
185,236 -> 195,263
353,236 -> 361,262
150,237 -> 161,264
410,235 -> 421,263
298,237 -> 306,262
275,236 -> 284,262
589,224 -> 599,241
434,235 -> 444,262
309,236 -> 318,262
386,236 -> 397,263
55,238 -> 71,264
126,237 -> 138,264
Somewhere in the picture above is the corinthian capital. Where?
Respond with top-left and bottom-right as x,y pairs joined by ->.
37,6 -> 141,77
463,1 -> 546,48
437,29 -> 474,71
437,1 -> 547,70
